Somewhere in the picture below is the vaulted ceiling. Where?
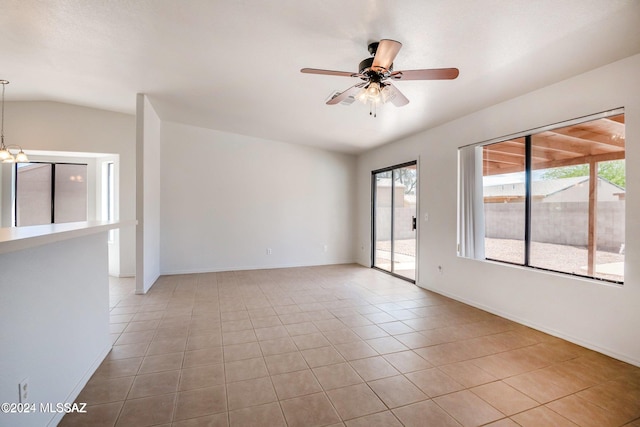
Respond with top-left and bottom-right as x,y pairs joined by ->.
1,1 -> 639,153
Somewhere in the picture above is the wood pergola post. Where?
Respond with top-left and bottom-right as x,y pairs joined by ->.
587,160 -> 597,276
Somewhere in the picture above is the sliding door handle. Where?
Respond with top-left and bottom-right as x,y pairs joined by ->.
412,216 -> 417,231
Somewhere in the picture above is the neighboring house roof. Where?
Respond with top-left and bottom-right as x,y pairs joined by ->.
483,176 -> 625,199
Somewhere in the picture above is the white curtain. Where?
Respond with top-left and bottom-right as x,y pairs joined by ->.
457,146 -> 485,259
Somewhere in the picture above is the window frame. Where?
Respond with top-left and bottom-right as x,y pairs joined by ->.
102,160 -> 116,243
459,108 -> 625,284
14,161 -> 89,226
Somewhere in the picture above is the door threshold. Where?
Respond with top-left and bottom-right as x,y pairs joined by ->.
371,266 -> 416,284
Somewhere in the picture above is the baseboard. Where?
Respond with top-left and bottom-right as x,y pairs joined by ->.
416,282 -> 640,368
47,343 -> 112,426
108,273 -> 135,278
159,259 -> 358,276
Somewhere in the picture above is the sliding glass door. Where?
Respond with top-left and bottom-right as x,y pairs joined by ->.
372,161 -> 417,281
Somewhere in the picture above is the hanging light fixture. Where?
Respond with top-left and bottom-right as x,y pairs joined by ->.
0,80 -> 29,163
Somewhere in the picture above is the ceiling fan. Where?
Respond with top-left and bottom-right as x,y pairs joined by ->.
301,39 -> 459,116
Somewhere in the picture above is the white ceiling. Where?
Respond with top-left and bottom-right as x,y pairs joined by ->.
1,0 -> 639,153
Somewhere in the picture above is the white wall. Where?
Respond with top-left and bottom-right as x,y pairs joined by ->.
357,54 -> 640,366
160,122 -> 357,274
0,232 -> 111,427
1,102 -> 136,276
136,95 -> 161,293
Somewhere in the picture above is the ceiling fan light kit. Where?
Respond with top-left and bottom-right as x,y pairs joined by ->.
301,39 -> 459,117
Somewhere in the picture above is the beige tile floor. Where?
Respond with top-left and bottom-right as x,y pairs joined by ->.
60,264 -> 640,427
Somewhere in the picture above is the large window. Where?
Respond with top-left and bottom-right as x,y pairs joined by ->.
460,110 -> 625,283
15,162 -> 88,226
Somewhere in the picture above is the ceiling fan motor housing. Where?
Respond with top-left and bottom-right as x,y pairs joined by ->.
359,57 -> 392,80
358,57 -> 374,74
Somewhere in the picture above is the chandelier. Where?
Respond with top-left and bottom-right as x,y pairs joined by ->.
0,80 -> 29,163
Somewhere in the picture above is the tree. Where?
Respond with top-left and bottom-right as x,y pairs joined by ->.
541,160 -> 625,188
396,167 -> 417,194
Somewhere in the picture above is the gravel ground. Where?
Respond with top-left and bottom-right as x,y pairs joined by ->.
485,238 -> 624,282
376,239 -> 416,257
377,238 -> 624,282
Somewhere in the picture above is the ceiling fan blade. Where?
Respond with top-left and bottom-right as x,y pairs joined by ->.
326,82 -> 367,105
385,83 -> 409,107
390,68 -> 459,80
372,39 -> 402,72
301,68 -> 361,78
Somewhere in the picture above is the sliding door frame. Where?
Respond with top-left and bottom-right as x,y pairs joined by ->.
371,160 -> 418,283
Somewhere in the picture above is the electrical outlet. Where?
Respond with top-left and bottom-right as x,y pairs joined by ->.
323,245 -> 328,253
266,248 -> 272,255
18,378 -> 29,403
